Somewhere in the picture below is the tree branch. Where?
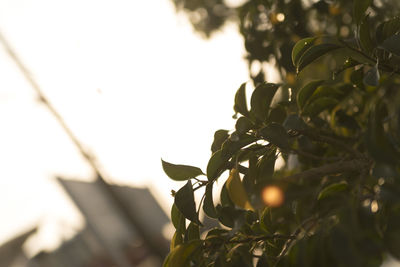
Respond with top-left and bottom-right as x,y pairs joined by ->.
296,129 -> 365,158
280,159 -> 369,182
227,234 -> 296,244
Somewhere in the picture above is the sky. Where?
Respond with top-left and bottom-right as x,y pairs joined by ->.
0,0 -> 249,255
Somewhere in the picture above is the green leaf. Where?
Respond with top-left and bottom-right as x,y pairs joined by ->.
297,80 -> 325,110
162,159 -> 204,181
259,122 -> 289,149
297,43 -> 342,73
318,181 -> 348,200
171,203 -> 186,233
363,65 -> 380,87
292,37 -> 317,67
185,222 -> 200,242
359,15 -> 374,55
353,0 -> 372,25
226,169 -> 254,210
250,83 -> 280,122
380,33 -> 400,56
234,83 -> 249,116
260,207 -> 273,234
203,183 -> 218,218
376,16 -> 400,43
308,85 -> 345,103
174,180 -> 203,226
302,97 -> 339,117
163,240 -> 202,267
211,129 -> 229,153
170,231 -> 183,250
207,150 -> 229,181
235,117 -> 254,134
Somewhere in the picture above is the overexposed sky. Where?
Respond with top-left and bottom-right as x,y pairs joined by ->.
0,0 -> 248,253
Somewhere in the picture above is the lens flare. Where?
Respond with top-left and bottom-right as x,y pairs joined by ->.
262,185 -> 284,207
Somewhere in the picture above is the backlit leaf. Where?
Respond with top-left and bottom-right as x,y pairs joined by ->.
297,80 -> 324,110
318,181 -> 348,200
302,97 -> 339,117
226,169 -> 254,211
211,129 -> 229,153
297,43 -> 342,73
171,203 -> 186,233
162,159 -> 204,181
292,37 -> 317,67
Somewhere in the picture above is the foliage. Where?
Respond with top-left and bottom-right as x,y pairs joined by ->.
163,0 -> 400,266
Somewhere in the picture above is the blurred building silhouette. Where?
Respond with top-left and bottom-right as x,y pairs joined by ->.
0,228 -> 36,267
1,178 -> 170,267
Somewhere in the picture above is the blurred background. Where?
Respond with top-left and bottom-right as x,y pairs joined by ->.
0,0 -> 249,266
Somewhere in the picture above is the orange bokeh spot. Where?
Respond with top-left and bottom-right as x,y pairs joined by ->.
262,186 -> 284,207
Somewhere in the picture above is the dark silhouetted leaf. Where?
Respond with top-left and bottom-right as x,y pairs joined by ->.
259,122 -> 289,149
162,159 -> 204,181
250,83 -> 280,122
211,129 -> 229,153
256,149 -> 276,184
174,180 -> 202,226
185,222 -> 200,242
207,150 -> 229,181
268,105 -> 287,124
236,116 -> 254,134
283,114 -> 308,131
203,183 -> 218,218
380,33 -> 400,56
234,83 -> 249,116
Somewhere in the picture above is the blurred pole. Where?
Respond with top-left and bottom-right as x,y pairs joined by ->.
0,31 -> 167,264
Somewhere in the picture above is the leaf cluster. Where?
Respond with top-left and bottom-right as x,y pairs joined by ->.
163,0 -> 400,266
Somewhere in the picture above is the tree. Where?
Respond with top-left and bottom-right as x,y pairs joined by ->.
162,0 -> 400,266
